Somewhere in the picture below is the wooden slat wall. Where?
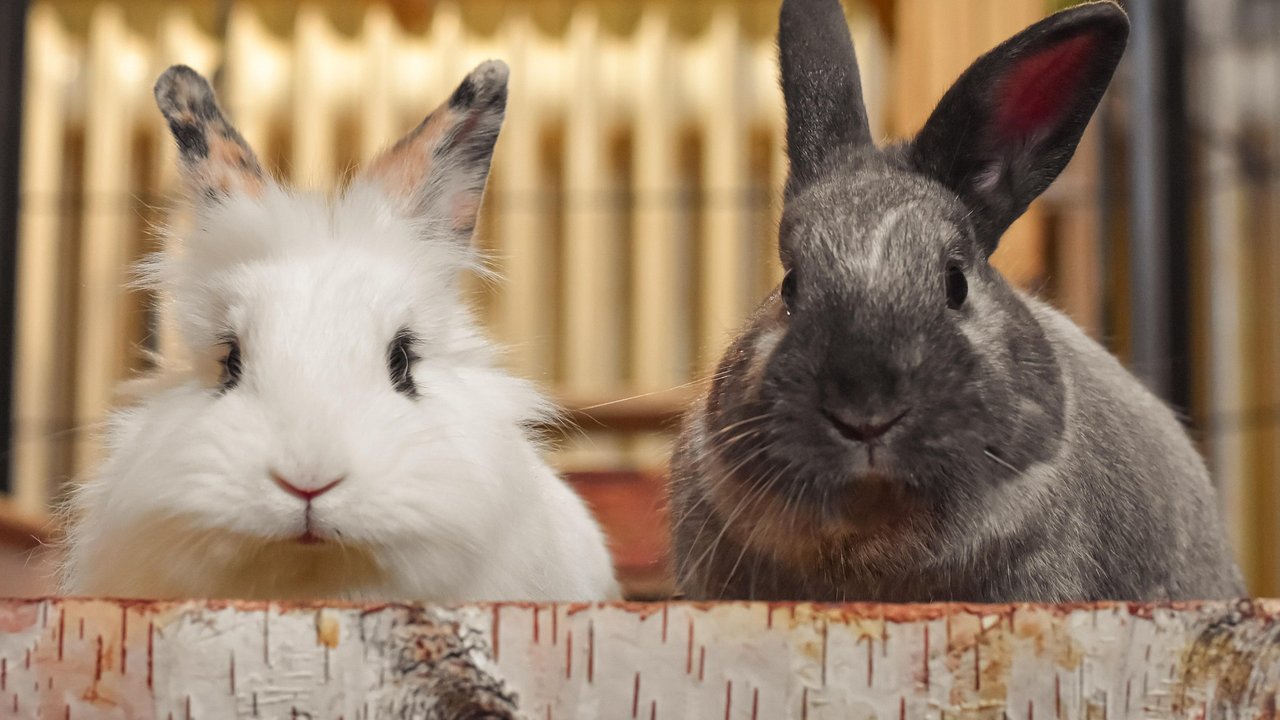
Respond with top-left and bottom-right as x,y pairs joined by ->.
1188,0 -> 1280,595
3,2 -> 1096,599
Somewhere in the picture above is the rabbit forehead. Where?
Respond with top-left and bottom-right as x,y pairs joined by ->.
785,170 -> 970,282
224,248 -> 436,347
162,187 -> 472,349
178,183 -> 470,273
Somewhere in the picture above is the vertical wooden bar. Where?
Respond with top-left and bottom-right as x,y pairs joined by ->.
563,8 -> 618,398
848,1 -> 888,143
633,7 -> 683,393
1265,30 -> 1280,597
627,7 -> 685,467
562,8 -> 621,467
891,0 -> 928,136
1242,44 -> 1280,594
9,0 -> 48,512
358,5 -> 396,163
0,0 -> 21,501
493,10 -> 555,381
73,4 -> 134,476
699,6 -> 749,370
291,7 -> 334,188
1200,27 -> 1250,581
1052,126 -> 1104,336
221,5 -> 278,156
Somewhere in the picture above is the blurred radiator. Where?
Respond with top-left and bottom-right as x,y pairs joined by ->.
10,2 -> 890,514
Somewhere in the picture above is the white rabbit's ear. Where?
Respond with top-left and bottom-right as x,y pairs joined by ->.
154,65 -> 266,201
357,60 -> 508,242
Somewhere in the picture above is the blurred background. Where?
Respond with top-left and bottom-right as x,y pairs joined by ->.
0,0 -> 1275,600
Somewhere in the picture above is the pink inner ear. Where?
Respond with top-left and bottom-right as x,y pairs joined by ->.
995,33 -> 1098,139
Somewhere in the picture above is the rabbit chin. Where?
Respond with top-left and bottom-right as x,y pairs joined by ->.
167,536 -> 392,601
706,447 -> 924,555
62,513 -> 487,601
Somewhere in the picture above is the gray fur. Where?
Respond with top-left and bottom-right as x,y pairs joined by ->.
669,0 -> 1243,602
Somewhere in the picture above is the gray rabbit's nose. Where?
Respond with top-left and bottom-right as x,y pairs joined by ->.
821,407 -> 909,444
271,470 -> 344,502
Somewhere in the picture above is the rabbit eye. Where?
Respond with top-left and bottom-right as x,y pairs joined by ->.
218,337 -> 243,391
387,329 -> 420,398
781,270 -> 798,314
946,264 -> 968,310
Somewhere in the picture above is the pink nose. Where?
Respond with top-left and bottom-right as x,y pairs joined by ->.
271,471 -> 343,501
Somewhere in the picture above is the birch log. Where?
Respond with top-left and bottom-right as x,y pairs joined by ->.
0,599 -> 1276,719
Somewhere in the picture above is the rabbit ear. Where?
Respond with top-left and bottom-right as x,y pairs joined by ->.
154,65 -> 266,201
908,1 -> 1128,253
357,60 -> 508,242
779,0 -> 874,196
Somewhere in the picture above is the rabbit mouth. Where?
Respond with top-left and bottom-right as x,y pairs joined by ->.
293,506 -> 333,546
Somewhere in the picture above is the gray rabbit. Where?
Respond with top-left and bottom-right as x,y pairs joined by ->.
669,0 -> 1244,602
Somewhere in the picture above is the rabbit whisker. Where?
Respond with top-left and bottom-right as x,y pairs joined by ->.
718,461 -> 792,597
983,447 -> 1018,473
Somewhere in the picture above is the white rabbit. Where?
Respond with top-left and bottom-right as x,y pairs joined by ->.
60,62 -> 619,602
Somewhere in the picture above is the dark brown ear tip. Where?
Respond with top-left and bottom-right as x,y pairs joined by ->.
449,60 -> 510,111
1058,1 -> 1131,37
153,65 -> 219,119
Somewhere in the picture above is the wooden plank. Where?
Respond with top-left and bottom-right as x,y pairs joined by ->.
700,6 -> 751,372
494,8 -> 556,381
1198,19 -> 1251,582
563,8 -> 620,398
557,8 -> 625,470
73,5 -> 134,476
891,0 -> 927,135
11,4 -> 66,515
633,7 -> 684,393
290,7 -> 337,187
0,599 -> 1278,718
1050,125 -> 1104,336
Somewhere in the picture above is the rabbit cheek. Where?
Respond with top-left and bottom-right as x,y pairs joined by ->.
743,326 -> 785,395
706,316 -> 783,417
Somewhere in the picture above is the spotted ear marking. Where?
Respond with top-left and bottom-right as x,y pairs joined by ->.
358,60 -> 509,241
154,65 -> 265,200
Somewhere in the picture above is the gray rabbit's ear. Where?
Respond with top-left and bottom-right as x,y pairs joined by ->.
154,65 -> 266,200
779,0 -> 874,196
908,1 -> 1128,254
357,60 -> 508,243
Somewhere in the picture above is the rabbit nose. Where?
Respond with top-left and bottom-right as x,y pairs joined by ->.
821,407 -> 909,443
271,471 -> 344,501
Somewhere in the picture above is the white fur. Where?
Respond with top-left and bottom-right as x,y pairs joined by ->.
62,181 -> 619,601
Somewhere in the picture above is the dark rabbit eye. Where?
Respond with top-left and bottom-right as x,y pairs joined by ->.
781,270 -> 798,313
946,264 -> 968,310
218,336 -> 242,391
388,329 -> 420,397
